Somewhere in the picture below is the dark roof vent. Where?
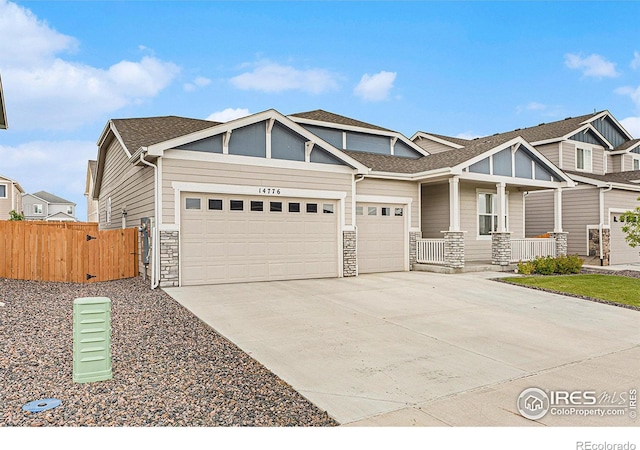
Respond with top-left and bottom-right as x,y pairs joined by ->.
538,123 -> 546,126
564,117 -> 572,120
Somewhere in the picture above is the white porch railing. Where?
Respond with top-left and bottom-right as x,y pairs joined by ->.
416,238 -> 446,264
511,238 -> 556,263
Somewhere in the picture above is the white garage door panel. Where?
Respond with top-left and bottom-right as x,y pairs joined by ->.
357,202 -> 406,274
610,213 -> 640,265
181,193 -> 339,285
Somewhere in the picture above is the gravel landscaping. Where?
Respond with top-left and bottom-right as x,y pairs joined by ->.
0,277 -> 337,427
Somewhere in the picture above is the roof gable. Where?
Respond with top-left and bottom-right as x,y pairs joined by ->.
289,109 -> 392,132
31,190 -> 74,205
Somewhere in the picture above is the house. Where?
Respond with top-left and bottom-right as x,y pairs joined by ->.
22,191 -> 77,221
85,160 -> 99,222
0,72 -> 7,130
92,109 -> 572,288
0,174 -> 24,219
415,111 -> 640,265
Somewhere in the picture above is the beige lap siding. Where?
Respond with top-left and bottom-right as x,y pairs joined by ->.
420,183 -> 449,238
561,141 -> 605,175
161,158 -> 354,226
98,139 -> 155,230
535,142 -> 560,167
355,178 -> 419,229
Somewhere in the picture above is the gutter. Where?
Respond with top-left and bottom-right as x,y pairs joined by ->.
598,184 -> 613,265
139,151 -> 160,289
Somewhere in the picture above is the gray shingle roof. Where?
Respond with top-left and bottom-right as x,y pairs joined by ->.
614,138 -> 640,151
32,190 -> 74,205
479,112 -> 602,144
343,134 -> 518,173
111,116 -> 219,153
416,133 -> 473,147
0,73 -> 7,130
289,109 -> 392,132
565,170 -> 640,185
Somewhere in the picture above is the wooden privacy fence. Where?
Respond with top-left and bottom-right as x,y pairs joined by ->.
0,221 -> 138,283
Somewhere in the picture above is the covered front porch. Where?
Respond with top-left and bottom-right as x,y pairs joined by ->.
411,137 -> 572,272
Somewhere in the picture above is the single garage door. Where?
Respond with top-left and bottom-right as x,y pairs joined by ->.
356,202 -> 406,273
181,193 -> 339,285
610,213 -> 640,265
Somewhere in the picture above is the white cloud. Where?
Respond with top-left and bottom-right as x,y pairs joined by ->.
620,117 -> 640,138
206,108 -> 250,122
632,51 -> 640,70
183,76 -> 211,92
230,60 -> 339,94
0,0 -> 180,130
564,53 -> 620,78
0,139 -> 95,218
354,71 -> 396,101
615,85 -> 640,108
516,102 -> 547,114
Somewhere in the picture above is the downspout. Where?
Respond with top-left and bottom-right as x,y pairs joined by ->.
139,152 -> 160,289
599,184 -> 613,266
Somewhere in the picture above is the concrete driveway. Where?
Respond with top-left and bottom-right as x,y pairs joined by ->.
163,271 -> 640,426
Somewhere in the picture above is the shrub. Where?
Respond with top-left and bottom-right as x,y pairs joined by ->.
517,254 -> 583,275
555,254 -> 583,274
516,260 -> 536,275
533,256 -> 557,275
8,210 -> 24,221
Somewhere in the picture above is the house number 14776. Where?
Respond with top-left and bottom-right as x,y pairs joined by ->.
258,188 -> 281,195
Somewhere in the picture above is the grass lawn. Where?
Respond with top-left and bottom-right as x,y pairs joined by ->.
505,274 -> 640,308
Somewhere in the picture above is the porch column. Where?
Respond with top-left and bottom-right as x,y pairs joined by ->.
553,188 -> 563,233
549,188 -> 568,257
449,176 -> 460,231
491,181 -> 511,266
496,182 -> 507,233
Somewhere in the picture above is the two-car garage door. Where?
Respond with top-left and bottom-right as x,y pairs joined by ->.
181,193 -> 339,286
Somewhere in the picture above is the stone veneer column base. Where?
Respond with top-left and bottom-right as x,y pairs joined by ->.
443,231 -> 465,269
491,232 -> 512,266
587,229 -> 609,265
549,231 -> 569,258
343,230 -> 357,277
409,231 -> 422,269
159,231 -> 179,287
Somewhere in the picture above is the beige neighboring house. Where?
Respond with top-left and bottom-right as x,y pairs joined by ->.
0,72 -> 7,130
415,111 -> 640,265
22,191 -> 77,221
92,109 -> 572,288
85,160 -> 99,222
0,174 -> 24,219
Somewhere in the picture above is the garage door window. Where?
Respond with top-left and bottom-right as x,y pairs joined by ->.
270,201 -> 283,212
185,198 -> 201,210
208,199 -> 223,211
323,204 -> 334,214
368,207 -> 377,216
381,207 -> 391,216
395,208 -> 403,217
251,201 -> 263,212
356,206 -> 363,215
288,202 -> 300,213
230,200 -> 244,211
306,203 -> 318,213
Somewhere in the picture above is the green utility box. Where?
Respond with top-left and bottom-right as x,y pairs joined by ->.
73,297 -> 112,383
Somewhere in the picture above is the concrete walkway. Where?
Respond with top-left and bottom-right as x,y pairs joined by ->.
164,271 -> 640,426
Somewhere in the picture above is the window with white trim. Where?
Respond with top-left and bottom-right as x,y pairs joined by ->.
477,192 -> 508,237
67,206 -> 73,215
633,157 -> 640,171
576,147 -> 592,172
34,204 -> 43,215
0,184 -> 6,198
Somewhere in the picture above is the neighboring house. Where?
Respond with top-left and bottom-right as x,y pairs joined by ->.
0,174 -> 24,219
415,111 -> 640,265
92,109 -> 572,288
0,72 -> 7,130
85,160 -> 99,222
22,191 -> 77,221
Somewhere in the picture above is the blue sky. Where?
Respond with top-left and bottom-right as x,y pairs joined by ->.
1,1 -> 640,221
